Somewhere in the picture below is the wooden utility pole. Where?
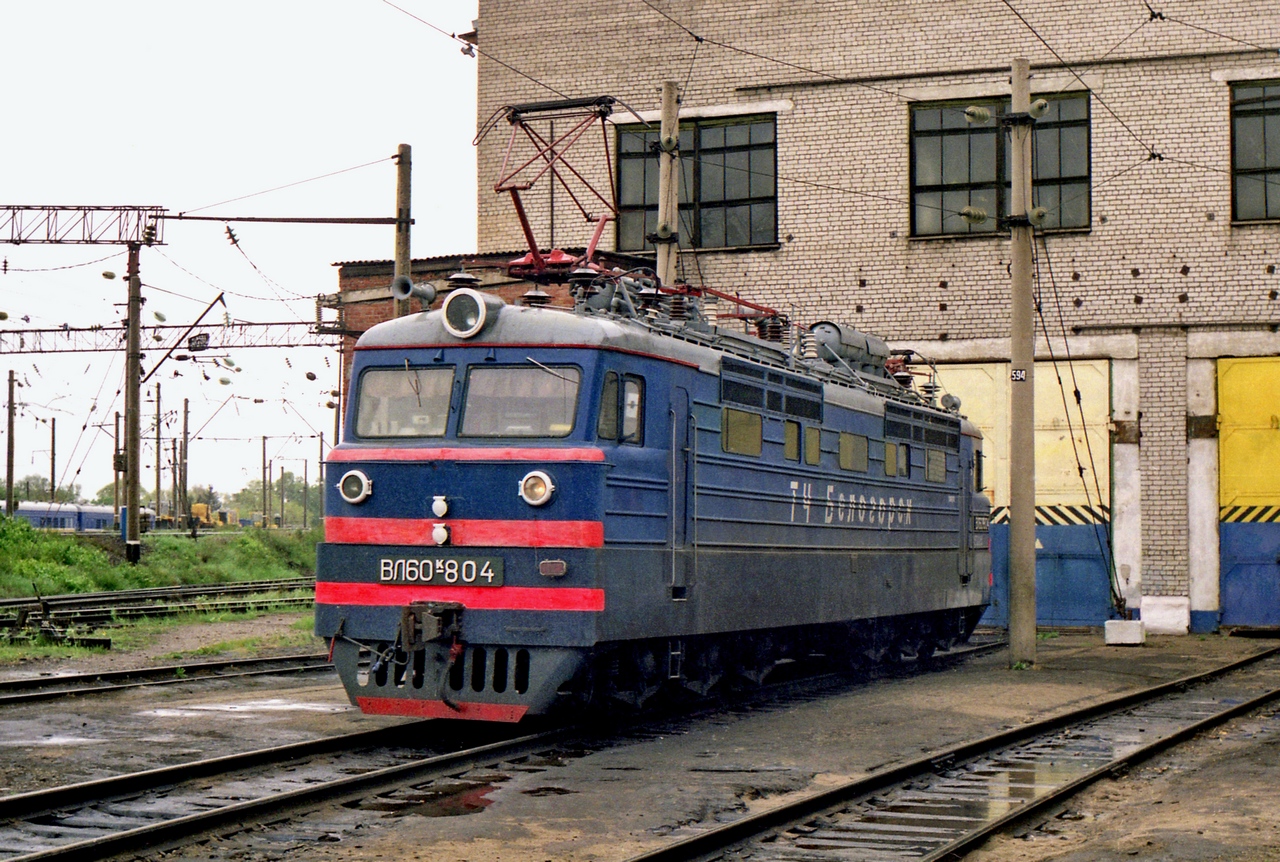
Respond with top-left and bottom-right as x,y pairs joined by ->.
125,243 -> 142,560
655,81 -> 681,286
48,417 -> 55,502
1008,58 -> 1037,667
6,370 -> 15,516
393,143 -> 412,317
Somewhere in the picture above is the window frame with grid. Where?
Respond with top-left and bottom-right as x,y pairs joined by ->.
910,93 -> 1091,237
1232,81 -> 1280,222
616,115 -> 777,252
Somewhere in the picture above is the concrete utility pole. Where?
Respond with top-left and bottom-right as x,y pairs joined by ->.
170,439 -> 178,525
279,467 -> 286,529
302,458 -> 308,531
113,411 -> 121,526
393,143 -> 412,317
154,382 -> 162,523
181,398 -> 189,524
125,243 -> 143,561
49,418 -> 55,502
6,370 -> 15,516
655,81 -> 681,287
261,436 -> 268,528
1008,58 -> 1037,667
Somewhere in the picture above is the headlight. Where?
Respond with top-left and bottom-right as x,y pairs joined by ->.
518,470 -> 555,506
338,470 -> 372,504
442,287 -> 503,339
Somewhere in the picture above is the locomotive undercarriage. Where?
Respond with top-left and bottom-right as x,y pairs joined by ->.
332,605 -> 985,721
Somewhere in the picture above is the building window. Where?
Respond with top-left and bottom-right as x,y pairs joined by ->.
910,93 -> 1090,236
1232,82 -> 1280,221
617,115 -> 777,252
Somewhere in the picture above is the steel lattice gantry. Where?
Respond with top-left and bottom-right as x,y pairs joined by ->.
0,322 -> 341,355
0,206 -> 166,245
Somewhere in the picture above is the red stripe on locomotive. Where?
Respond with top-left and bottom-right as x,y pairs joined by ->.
324,517 -> 604,547
326,446 -> 606,463
315,581 -> 606,611
355,696 -> 529,722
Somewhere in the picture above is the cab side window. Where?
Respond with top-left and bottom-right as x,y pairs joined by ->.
598,372 -> 619,439
598,371 -> 644,445
621,377 -> 644,444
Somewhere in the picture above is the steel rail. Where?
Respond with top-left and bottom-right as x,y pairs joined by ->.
2,726 -> 565,862
0,637 -> 1003,861
0,578 -> 315,611
618,645 -> 1280,862
0,653 -> 332,705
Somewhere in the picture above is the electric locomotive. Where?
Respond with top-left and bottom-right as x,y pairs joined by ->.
315,271 -> 991,722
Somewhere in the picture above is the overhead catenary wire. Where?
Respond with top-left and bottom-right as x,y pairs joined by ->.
634,0 -> 914,102
179,156 -> 395,216
378,0 -> 573,99
1030,232 -> 1125,616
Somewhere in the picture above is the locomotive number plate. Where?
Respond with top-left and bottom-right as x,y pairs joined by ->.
378,557 -> 504,586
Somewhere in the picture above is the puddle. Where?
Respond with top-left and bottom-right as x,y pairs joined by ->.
141,699 -> 350,716
346,781 -> 498,817
0,735 -> 105,747
522,786 -> 577,797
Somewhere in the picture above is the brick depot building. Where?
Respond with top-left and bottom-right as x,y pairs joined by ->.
333,1 -> 1280,635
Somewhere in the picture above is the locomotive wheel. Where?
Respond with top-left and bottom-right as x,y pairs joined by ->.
681,641 -> 723,696
605,644 -> 664,709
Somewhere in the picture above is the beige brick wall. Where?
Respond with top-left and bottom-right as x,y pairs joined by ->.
469,0 -> 1280,608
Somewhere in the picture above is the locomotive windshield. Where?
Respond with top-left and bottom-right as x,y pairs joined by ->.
355,366 -> 454,437
460,365 -> 580,438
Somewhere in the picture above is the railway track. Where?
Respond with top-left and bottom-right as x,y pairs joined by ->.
0,639 -> 1001,861
0,653 -> 334,706
622,645 -> 1280,862
0,578 -> 315,645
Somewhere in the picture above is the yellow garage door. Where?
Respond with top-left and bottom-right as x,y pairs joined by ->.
1219,358 -> 1280,514
933,360 -> 1111,519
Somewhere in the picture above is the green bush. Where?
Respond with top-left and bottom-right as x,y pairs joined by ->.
0,515 -> 320,598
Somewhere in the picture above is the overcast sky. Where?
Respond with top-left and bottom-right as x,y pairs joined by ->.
1,1 -> 479,506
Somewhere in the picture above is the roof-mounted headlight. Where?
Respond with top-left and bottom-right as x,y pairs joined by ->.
338,470 -> 372,504
442,287 -> 505,339
519,470 -> 555,507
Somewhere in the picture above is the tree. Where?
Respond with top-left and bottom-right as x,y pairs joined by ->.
14,474 -> 81,504
91,482 -> 117,506
189,485 -> 222,511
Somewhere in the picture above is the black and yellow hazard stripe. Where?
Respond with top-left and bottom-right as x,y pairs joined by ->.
990,505 -> 1110,525
1221,505 -> 1280,523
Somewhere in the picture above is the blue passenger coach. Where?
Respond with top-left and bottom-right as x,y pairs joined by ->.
316,276 -> 991,721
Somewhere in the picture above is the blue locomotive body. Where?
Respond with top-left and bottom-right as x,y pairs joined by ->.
316,285 -> 990,721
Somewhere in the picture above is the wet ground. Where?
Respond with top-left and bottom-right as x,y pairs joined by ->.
3,625 -> 1278,861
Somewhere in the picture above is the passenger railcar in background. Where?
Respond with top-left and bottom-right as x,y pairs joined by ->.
13,502 -> 118,532
315,272 -> 991,722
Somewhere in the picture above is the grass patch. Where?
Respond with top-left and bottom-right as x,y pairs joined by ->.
0,641 -> 109,664
0,517 -> 322,599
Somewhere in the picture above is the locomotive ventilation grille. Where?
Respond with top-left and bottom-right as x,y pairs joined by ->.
356,644 -> 531,695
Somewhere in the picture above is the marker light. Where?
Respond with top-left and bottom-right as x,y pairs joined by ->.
432,495 -> 449,517
338,470 -> 372,504
432,523 -> 450,545
519,470 -> 555,507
